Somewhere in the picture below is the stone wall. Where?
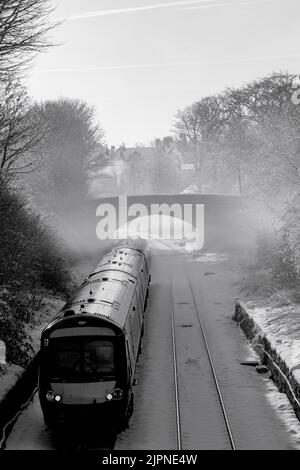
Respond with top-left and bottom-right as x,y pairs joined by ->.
233,300 -> 300,421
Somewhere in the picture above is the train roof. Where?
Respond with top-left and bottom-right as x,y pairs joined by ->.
43,242 -> 149,334
91,240 -> 149,279
45,270 -> 137,331
113,238 -> 149,253
42,240 -> 150,334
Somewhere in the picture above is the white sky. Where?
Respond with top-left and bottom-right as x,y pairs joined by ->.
27,0 -> 300,146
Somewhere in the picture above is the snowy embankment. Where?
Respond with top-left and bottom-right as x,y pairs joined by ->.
0,254 -> 97,441
0,295 -> 64,437
0,365 -> 23,403
233,300 -> 300,420
0,295 -> 64,399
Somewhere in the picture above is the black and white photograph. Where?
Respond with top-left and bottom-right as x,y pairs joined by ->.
0,0 -> 300,457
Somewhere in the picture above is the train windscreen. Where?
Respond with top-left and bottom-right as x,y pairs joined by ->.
48,337 -> 115,382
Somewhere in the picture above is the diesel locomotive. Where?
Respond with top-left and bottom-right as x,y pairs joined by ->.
38,239 -> 151,432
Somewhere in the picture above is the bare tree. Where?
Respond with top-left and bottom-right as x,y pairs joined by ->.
0,78 -> 43,179
173,95 -> 227,192
28,98 -> 105,210
223,73 -> 300,133
0,1 -> 57,179
0,0 -> 56,80
222,73 -> 300,198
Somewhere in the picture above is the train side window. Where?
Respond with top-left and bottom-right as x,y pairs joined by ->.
126,339 -> 133,378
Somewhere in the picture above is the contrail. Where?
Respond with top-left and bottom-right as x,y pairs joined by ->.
34,53 -> 300,74
67,0 -> 237,21
179,0 -> 271,10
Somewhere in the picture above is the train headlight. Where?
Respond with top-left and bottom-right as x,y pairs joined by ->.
46,391 -> 62,403
46,391 -> 55,402
106,388 -> 123,401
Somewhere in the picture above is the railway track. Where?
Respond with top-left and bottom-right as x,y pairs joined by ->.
168,252 -> 236,450
1,390 -> 116,450
170,272 -> 182,450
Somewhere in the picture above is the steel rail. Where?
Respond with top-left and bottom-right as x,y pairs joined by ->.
184,267 -> 236,450
169,266 -> 182,451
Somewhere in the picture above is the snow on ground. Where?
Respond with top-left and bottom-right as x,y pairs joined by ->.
3,241 -> 300,449
0,253 -> 101,405
187,254 -> 300,449
116,246 -> 300,449
4,247 -> 300,449
193,252 -> 229,263
242,299 -> 300,387
0,294 -> 65,404
264,379 -> 300,443
0,365 -> 23,402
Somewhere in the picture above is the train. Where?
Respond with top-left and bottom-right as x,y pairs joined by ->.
38,239 -> 151,433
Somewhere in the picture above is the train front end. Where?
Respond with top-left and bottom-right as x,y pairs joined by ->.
39,315 -> 127,429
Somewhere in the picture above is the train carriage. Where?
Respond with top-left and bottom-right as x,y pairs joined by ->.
38,239 -> 151,432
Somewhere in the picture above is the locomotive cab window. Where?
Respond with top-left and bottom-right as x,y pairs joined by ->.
48,337 -> 116,382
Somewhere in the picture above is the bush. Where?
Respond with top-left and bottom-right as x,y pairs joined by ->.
239,195 -> 300,297
0,290 -> 33,366
0,178 -> 72,295
0,178 -> 74,364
